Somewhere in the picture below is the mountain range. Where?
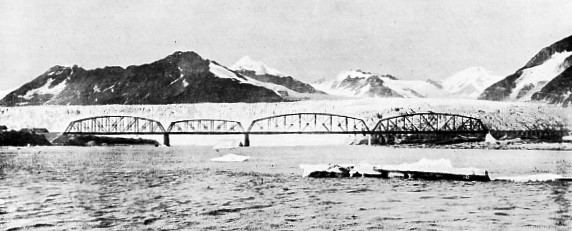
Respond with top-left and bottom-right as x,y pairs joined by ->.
0,52 -> 322,106
312,69 -> 447,98
2,34 -> 572,106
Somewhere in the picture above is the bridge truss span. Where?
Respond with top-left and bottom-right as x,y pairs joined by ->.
64,116 -> 166,134
167,119 -> 245,134
247,113 -> 369,134
372,113 -> 488,134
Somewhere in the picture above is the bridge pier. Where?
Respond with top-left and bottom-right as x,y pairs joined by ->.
163,133 -> 170,147
243,133 -> 250,147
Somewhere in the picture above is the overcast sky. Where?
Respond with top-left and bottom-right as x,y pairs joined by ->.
1,0 -> 572,91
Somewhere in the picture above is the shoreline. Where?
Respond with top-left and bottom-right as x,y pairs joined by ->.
2,141 -> 572,151
389,141 -> 572,151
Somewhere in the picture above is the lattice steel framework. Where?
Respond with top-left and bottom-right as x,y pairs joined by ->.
247,113 -> 369,134
167,119 -> 245,134
64,116 -> 166,134
372,113 -> 488,134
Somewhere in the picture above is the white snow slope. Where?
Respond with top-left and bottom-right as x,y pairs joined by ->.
509,51 -> 572,101
209,61 -> 305,98
313,69 -> 447,98
442,67 -> 503,99
230,56 -> 285,77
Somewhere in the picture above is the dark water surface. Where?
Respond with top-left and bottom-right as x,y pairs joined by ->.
1,146 -> 571,230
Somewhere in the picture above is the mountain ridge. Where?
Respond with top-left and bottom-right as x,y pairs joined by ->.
479,35 -> 572,105
231,56 -> 324,94
312,69 -> 446,98
0,51 -> 288,106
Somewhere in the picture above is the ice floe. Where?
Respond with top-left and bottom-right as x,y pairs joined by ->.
493,174 -> 570,182
210,153 -> 250,162
301,158 -> 490,181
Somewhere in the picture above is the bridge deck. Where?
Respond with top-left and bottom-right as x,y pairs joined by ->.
63,130 -> 487,135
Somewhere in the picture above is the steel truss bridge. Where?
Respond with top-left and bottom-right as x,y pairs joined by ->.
372,113 -> 487,134
371,113 -> 488,144
63,112 -> 488,146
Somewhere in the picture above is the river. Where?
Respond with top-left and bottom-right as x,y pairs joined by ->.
1,145 -> 571,230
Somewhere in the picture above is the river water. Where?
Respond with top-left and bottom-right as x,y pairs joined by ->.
1,145 -> 571,230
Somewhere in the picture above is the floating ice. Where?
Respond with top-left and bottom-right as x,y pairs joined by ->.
300,163 -> 383,178
300,164 -> 341,177
210,153 -> 250,162
484,132 -> 497,143
381,158 -> 487,176
301,158 -> 489,180
494,174 -> 567,182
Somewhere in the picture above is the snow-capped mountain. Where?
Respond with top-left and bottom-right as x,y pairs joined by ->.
480,35 -> 572,106
0,51 -> 292,106
231,56 -> 323,94
442,67 -> 503,99
313,69 -> 446,98
231,56 -> 285,77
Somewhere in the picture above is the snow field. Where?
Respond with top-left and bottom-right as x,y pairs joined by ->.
510,51 -> 572,100
230,56 -> 285,77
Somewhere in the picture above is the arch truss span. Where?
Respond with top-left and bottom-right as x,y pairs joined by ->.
167,119 -> 245,134
372,113 -> 488,134
64,116 -> 166,134
247,113 -> 369,134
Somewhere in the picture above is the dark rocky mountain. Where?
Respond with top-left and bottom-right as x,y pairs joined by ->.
479,35 -> 572,106
230,56 -> 324,94
0,51 -> 287,106
425,79 -> 444,89
335,74 -> 404,97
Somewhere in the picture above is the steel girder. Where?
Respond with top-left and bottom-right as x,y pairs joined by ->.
63,116 -> 166,134
247,113 -> 369,134
167,119 -> 245,134
372,113 -> 488,134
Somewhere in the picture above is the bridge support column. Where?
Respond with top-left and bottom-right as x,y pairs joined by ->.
367,134 -> 372,145
163,133 -> 170,147
243,133 -> 250,147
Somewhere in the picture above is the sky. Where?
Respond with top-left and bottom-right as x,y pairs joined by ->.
1,0 -> 572,91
